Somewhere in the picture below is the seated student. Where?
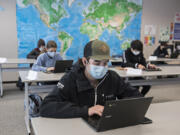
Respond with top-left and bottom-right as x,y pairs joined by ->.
171,42 -> 180,58
40,39 -> 142,118
153,42 -> 169,58
16,39 -> 46,90
122,40 -> 156,96
32,40 -> 63,72
27,39 -> 46,59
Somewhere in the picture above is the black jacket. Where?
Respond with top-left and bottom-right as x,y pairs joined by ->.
153,46 -> 168,58
27,48 -> 41,59
122,48 -> 147,68
40,61 -> 142,118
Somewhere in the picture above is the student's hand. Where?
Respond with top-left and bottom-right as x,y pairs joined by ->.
138,64 -> 145,69
47,67 -> 55,71
88,105 -> 104,117
148,64 -> 156,69
165,55 -> 169,58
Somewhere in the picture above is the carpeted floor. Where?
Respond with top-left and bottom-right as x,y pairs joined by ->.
0,83 -> 180,135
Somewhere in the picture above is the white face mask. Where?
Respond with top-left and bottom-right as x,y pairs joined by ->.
47,52 -> 56,57
88,64 -> 108,79
39,47 -> 44,52
132,51 -> 140,55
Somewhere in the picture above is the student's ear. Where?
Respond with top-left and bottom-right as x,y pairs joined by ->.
82,57 -> 88,66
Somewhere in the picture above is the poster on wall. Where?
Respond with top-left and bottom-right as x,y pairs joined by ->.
144,36 -> 155,46
170,23 -> 174,40
16,0 -> 143,60
144,25 -> 156,46
144,25 -> 156,35
159,26 -> 170,42
174,23 -> 180,40
175,12 -> 180,23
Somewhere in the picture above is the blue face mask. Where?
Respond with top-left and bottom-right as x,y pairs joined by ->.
88,65 -> 108,79
47,52 -> 56,57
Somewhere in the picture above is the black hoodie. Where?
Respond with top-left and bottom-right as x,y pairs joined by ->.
122,48 -> 147,68
153,46 -> 168,58
40,61 -> 142,118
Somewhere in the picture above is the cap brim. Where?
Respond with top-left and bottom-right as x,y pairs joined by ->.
90,55 -> 111,60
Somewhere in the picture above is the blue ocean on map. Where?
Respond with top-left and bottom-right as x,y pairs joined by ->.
17,0 -> 142,61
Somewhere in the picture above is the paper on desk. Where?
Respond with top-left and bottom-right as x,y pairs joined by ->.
126,68 -> 142,75
27,70 -> 38,80
0,57 -> 7,63
149,56 -> 157,61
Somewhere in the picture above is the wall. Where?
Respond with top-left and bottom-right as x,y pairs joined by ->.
141,0 -> 180,58
0,0 -> 17,58
0,0 -> 18,81
0,0 -> 180,81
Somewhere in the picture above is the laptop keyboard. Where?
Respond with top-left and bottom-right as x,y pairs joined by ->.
143,68 -> 162,71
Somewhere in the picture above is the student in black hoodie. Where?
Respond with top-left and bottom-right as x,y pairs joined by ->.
40,40 -> 142,118
171,42 -> 180,58
153,42 -> 169,58
122,40 -> 156,96
27,39 -> 46,59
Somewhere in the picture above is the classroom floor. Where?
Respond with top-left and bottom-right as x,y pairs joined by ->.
0,83 -> 180,135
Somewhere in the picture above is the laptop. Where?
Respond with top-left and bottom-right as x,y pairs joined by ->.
44,60 -> 73,73
82,97 -> 153,132
53,60 -> 73,73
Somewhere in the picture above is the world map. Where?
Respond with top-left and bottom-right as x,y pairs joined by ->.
16,0 -> 142,60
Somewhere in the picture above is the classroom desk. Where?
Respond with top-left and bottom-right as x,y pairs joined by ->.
19,71 -> 64,134
20,66 -> 180,134
31,101 -> 180,135
147,58 -> 180,65
0,58 -> 35,97
109,66 -> 180,86
110,57 -> 123,63
110,58 -> 180,65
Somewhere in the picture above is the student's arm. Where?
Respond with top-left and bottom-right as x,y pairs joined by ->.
122,52 -> 137,68
140,53 -> 147,67
40,74 -> 88,118
153,47 -> 160,57
164,49 -> 169,56
32,55 -> 47,72
27,49 -> 38,59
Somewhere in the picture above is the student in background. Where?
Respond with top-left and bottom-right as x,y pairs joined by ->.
153,42 -> 169,58
122,40 -> 156,96
39,40 -> 142,118
27,39 -> 46,59
32,40 -> 62,72
171,42 -> 180,58
16,39 -> 46,90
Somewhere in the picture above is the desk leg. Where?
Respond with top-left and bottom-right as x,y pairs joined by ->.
0,64 -> 3,97
25,82 -> 30,134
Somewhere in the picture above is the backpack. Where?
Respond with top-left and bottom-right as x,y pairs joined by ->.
16,77 -> 24,90
25,94 -> 42,118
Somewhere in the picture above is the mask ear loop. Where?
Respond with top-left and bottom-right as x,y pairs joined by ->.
84,57 -> 89,65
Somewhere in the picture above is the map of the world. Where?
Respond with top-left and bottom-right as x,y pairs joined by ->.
16,0 -> 142,60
